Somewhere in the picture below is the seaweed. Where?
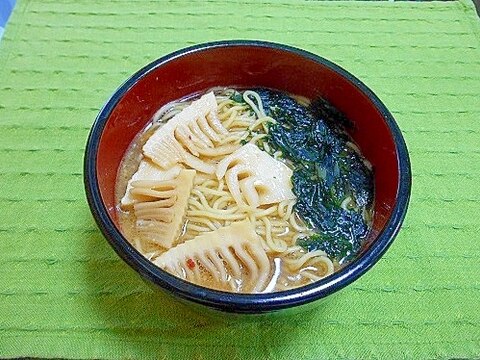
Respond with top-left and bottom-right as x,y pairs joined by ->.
256,89 -> 373,264
230,90 -> 246,104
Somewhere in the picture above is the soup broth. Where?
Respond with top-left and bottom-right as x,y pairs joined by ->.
115,88 -> 373,293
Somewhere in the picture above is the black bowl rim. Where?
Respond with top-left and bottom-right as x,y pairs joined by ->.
84,40 -> 411,313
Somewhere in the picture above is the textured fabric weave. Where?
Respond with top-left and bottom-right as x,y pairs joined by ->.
0,0 -> 479,358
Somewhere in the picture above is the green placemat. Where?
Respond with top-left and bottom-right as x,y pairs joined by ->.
1,0 -> 479,358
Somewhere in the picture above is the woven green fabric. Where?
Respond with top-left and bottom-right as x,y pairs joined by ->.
0,0 -> 479,358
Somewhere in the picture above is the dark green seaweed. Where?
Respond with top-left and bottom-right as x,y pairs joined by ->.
253,89 -> 374,264
229,90 -> 245,104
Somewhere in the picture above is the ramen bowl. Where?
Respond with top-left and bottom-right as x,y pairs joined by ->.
84,40 -> 411,314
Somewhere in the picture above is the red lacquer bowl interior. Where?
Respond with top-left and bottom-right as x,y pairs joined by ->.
85,41 -> 411,313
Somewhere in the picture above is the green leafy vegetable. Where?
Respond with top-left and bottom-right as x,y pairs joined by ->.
230,91 -> 245,104
255,89 -> 373,264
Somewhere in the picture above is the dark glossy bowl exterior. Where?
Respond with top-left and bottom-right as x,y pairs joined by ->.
84,40 -> 411,314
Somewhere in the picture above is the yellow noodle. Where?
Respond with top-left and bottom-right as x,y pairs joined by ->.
249,133 -> 269,145
187,209 -> 246,221
278,199 -> 294,220
290,213 -> 308,232
221,109 -> 239,129
262,142 -> 272,154
212,196 -> 235,210
186,224 -> 211,233
276,248 -> 334,288
253,205 -> 278,218
187,216 -> 218,229
195,186 -> 230,197
248,116 -> 276,131
217,179 -> 225,191
285,250 -> 330,271
243,90 -> 266,118
260,217 -> 288,253
233,120 -> 256,128
218,133 -> 245,145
